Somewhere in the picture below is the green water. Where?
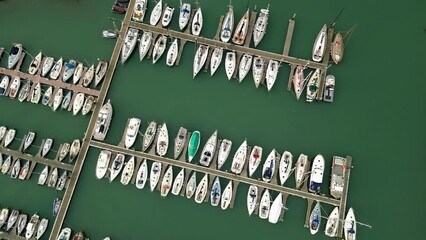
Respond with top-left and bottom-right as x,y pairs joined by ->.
0,0 -> 425,239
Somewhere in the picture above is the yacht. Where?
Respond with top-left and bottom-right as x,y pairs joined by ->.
344,208 -> 357,240
179,1 -> 191,30
120,156 -> 135,185
149,161 -> 162,191
217,139 -> 232,169
95,61 -> 108,87
4,128 -> 16,148
174,127 -> 187,159
47,167 -> 58,188
96,150 -> 111,179
252,56 -> 265,88
30,82 -> 42,104
156,123 -> 169,156
160,166 -> 173,197
210,176 -> 221,206
0,75 -> 9,96
306,69 -> 321,102
312,24 -> 327,62
279,151 -> 293,185
38,165 -> 49,185
62,60 -> 76,82
58,143 -> 70,162
52,88 -> 63,112
194,173 -> 208,203
238,54 -> 252,82
135,159 -> 148,189
152,35 -> 167,64
232,8 -> 249,45
72,93 -> 85,115
225,51 -> 236,80
309,201 -> 321,235
268,193 -> 283,224
8,76 -> 21,99
82,65 -> 94,87
221,180 -> 233,210
18,80 -> 31,102
259,189 -> 271,219
199,130 -> 217,167
185,171 -> 197,198
121,28 -> 139,64
292,65 -> 305,100
323,74 -> 335,103
309,154 -> 325,193
193,45 -> 209,78
247,185 -> 258,216
72,62 -> 83,84
142,121 -> 157,151
139,31 -> 153,61
162,6 -> 175,27
109,153 -> 125,182
330,156 -> 347,199
265,60 -> 279,91
132,0 -> 148,22
25,214 -> 39,240
325,207 -> 339,237
295,153 -> 308,189
191,6 -> 203,36
81,95 -> 94,115
41,57 -> 54,77
125,118 -> 141,149
69,139 -> 81,162
49,58 -> 63,80
187,130 -> 200,162
61,91 -> 72,110
8,43 -> 23,69
150,0 -> 163,26
166,39 -> 179,66
220,3 -> 234,43
230,140 -> 247,174
28,52 -> 42,75
23,132 -> 35,152
331,32 -> 344,64
93,99 -> 113,141
171,168 -> 184,195
210,47 -> 223,76
253,5 -> 270,47
248,146 -> 262,177
42,86 -> 53,106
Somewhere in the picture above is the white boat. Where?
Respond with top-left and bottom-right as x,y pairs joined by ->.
81,95 -> 94,115
62,60 -> 76,82
230,140 -> 247,174
120,156 -> 135,185
265,60 -> 279,91
69,139 -> 80,162
17,214 -> 27,236
344,208 -> 357,240
166,39 -> 179,66
42,86 -> 53,106
96,150 -> 111,179
150,0 -> 163,26
82,65 -> 94,87
52,88 -> 63,111
58,143 -> 70,162
49,58 -> 63,80
36,218 -> 48,240
162,6 -> 174,27
8,76 -> 21,99
30,82 -> 42,104
47,167 -> 58,188
323,74 -> 335,103
309,154 -> 325,193
132,0 -> 148,22
268,193 -> 283,224
295,153 -> 308,189
142,121 -> 157,151
8,43 -> 22,69
247,185 -> 258,216
232,8 -> 249,45
152,35 -> 168,64
262,149 -> 277,182
139,31 -> 153,61
238,54 -> 252,82
225,51 -> 236,80
306,69 -> 321,102
18,80 -> 31,102
25,214 -> 39,240
1,156 -> 11,174
171,168 -> 184,195
191,6 -> 203,36
220,180 -> 233,210
210,176 -> 221,206
259,189 -> 271,219
309,201 -> 321,235
156,123 -> 169,156
174,127 -> 187,159
149,161 -> 162,191
220,4 -> 234,43
185,171 -> 197,198
18,160 -> 30,180
38,165 -> 49,185
10,158 -> 20,179
72,92 -> 85,115
121,28 -> 139,64
0,75 -> 9,96
217,139 -> 232,170
199,130 -> 217,167
0,126 -> 6,142
125,118 -> 141,149
61,91 -> 72,110
109,153 -> 125,182
28,52 -> 42,75
253,6 -> 269,47
23,132 -> 35,152
194,173 -> 208,203
312,24 -> 328,62
279,151 -> 292,185
330,156 -> 346,199
252,56 -> 265,88
4,128 -> 16,148
41,57 -> 54,77
248,146 -> 262,177
57,228 -> 71,240
41,138 -> 53,157
95,61 -> 108,86
93,99 -> 113,141
178,1 -> 191,30
6,209 -> 19,231
325,207 -> 339,237
56,170 -> 68,190
210,47 -> 223,76
292,65 -> 305,100
135,159 -> 148,189
193,44 -> 209,78
72,62 -> 83,84
160,166 -> 173,197
0,208 -> 9,228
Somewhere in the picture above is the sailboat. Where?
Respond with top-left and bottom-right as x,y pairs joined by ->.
160,166 -> 173,197
52,88 -> 63,112
295,153 -> 308,189
41,86 -> 53,106
309,201 -> 321,234
62,60 -> 76,82
31,83 -> 42,104
8,76 -> 21,99
259,189 -> 271,219
95,60 -> 108,87
142,121 -> 157,151
217,139 -> 232,169
171,168 -> 184,195
139,31 -> 153,61
331,32 -> 344,64
194,173 -> 208,203
344,208 -> 357,240
82,65 -> 94,87
49,58 -> 63,80
252,56 -> 265,88
23,132 -> 35,152
238,54 -> 252,82
17,214 -> 27,236
38,166 -> 49,185
306,69 -> 321,102
150,0 -> 163,26
120,156 -> 135,185
220,2 -> 234,43
18,80 -> 31,102
265,60 -> 279,91
121,28 -> 139,64
262,149 -> 277,182
109,153 -> 125,182
41,138 -> 53,157
193,45 -> 209,78
132,0 -> 148,22
210,47 -> 223,76
149,161 -> 162,191
73,62 -> 83,84
279,151 -> 292,185
152,35 -> 168,64
185,171 -> 197,198
312,24 -> 328,62
191,4 -> 203,36
72,92 -> 85,115
210,176 -> 221,206
248,146 -> 262,177
230,140 -> 247,174
232,8 -> 250,45
246,185 -> 258,216
41,57 -> 54,77
18,160 -> 30,180
220,180 -> 233,210
268,193 -> 283,224
179,1 -> 191,30
292,65 -> 305,100
174,127 -> 187,159
187,131 -> 200,162
325,207 -> 340,237
10,159 -> 20,179
36,218 -> 48,240
253,5 -> 269,47
28,52 -> 42,75
166,39 -> 179,66
156,123 -> 169,156
225,51 -> 236,80
199,130 -> 217,167
135,159 -> 148,189
58,143 -> 70,162
4,128 -> 16,148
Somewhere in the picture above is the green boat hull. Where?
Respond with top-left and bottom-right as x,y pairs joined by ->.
188,131 -> 201,161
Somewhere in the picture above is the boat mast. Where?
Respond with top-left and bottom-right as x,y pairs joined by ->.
330,7 -> 345,28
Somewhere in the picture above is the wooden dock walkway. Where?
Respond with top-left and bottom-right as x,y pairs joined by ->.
337,155 -> 352,238
282,17 -> 296,56
48,0 -> 136,239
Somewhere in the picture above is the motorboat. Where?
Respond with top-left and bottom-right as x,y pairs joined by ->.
210,176 -> 221,206
17,214 -> 27,235
61,91 -> 72,110
96,150 -> 111,179
312,24 -> 328,62
194,173 -> 208,203
220,3 -> 234,43
58,143 -> 70,162
18,160 -> 30,180
199,130 -> 217,167
323,75 -> 335,103
41,86 -> 53,106
0,75 -> 9,96
49,58 -> 63,80
10,158 -> 20,178
93,99 -> 113,141
81,95 -> 94,115
325,207 -> 339,237
309,154 -> 325,194
120,156 -> 135,185
6,209 -> 19,231
192,44 -> 209,78
156,123 -> 169,156
56,170 -> 68,191
73,93 -> 85,115
23,131 -> 35,152
279,151 -> 293,185
1,156 -> 11,174
121,28 -> 139,64
25,214 -> 39,239
135,159 -> 148,189
132,0 -> 148,22
210,47 -> 223,76
309,201 -> 321,235
191,6 -> 203,36
238,54 -> 252,82
252,56 -> 264,88
30,82 -> 41,104
57,228 -> 72,240
47,167 -> 58,188
253,5 -> 269,47
139,31 -> 153,61
306,69 -> 321,102
174,127 -> 187,159
230,140 -> 247,174
268,193 -> 283,224
166,38 -> 179,66
4,128 -> 16,148
95,60 -> 108,86
187,131 -> 200,162
295,153 -> 308,189
38,165 -> 49,185
292,65 -> 305,100
152,35 -> 168,64
185,171 -> 197,198
221,180 -> 233,210
259,189 -> 271,219
179,1 -> 191,30
150,0 -> 163,26
171,168 -> 184,195
69,139 -> 81,162
52,88 -> 64,112
217,139 -> 232,169
109,153 -> 125,182
248,146 -> 262,177
82,65 -> 94,87
149,161 -> 162,191
330,156 -> 347,199
8,76 -> 21,99
232,8 -> 249,45
62,60 -> 77,82
162,6 -> 174,27
18,80 -> 31,102
8,43 -> 23,69
160,166 -> 173,197
142,121 -> 157,151
265,60 -> 279,91
225,51 -> 236,80
28,52 -> 42,75
344,208 -> 357,240
247,185 -> 258,216
72,62 -> 83,84
125,118 -> 141,149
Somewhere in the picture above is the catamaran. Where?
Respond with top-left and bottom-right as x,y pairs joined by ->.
248,146 -> 262,177
125,118 -> 141,149
179,1 -> 191,30
121,28 -> 139,64
210,47 -> 223,76
238,54 -> 252,82
225,51 -> 236,80
230,140 -> 247,174
312,24 -> 327,62
193,45 -> 209,78
199,130 -> 217,167
220,3 -> 234,43
156,123 -> 169,156
139,31 -> 153,61
253,5 -> 269,47
232,8 -> 249,45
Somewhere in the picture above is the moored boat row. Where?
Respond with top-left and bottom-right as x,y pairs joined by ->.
0,207 -> 48,240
